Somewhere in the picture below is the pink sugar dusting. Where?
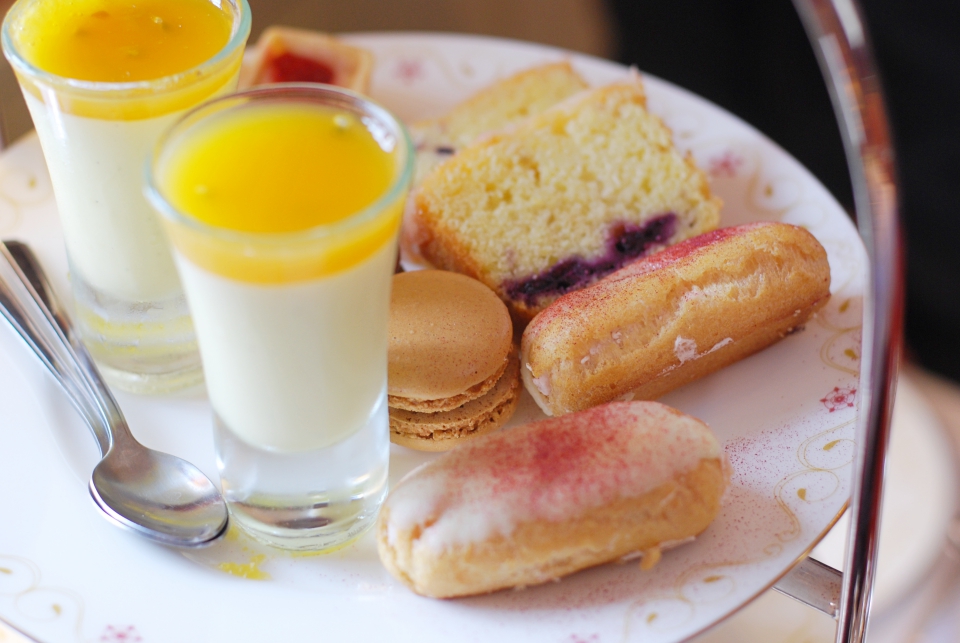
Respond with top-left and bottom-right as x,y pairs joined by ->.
453,403 -> 712,514
722,413 -> 839,490
387,401 -> 721,546
528,223 -> 772,334
610,222 -> 767,281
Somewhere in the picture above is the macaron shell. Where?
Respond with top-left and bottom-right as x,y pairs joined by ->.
388,270 -> 513,400
390,352 -> 521,451
389,355 -> 508,412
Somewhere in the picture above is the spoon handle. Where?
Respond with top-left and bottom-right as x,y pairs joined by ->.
0,241 -> 113,455
2,241 -> 130,435
4,241 -> 78,347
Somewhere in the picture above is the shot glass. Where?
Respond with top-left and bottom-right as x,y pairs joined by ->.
147,85 -> 413,551
1,0 -> 251,393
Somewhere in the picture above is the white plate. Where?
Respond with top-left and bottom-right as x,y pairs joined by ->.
0,33 -> 866,643
810,374 -> 958,613
697,373 -> 958,642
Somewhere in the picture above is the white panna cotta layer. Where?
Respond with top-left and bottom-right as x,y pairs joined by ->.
26,90 -> 188,302
175,241 -> 396,452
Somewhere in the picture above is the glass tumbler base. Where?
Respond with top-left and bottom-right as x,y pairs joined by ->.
70,270 -> 203,394
97,361 -> 205,396
215,391 -> 390,552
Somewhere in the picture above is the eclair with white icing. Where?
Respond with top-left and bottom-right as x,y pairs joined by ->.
376,401 -> 724,598
520,222 -> 831,416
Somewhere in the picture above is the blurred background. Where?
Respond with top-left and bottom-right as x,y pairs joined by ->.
1,0 -> 957,383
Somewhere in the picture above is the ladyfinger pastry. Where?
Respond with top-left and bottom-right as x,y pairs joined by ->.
377,401 -> 724,598
521,222 -> 831,416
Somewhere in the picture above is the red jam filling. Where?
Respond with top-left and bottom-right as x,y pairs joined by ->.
266,51 -> 335,84
504,214 -> 677,306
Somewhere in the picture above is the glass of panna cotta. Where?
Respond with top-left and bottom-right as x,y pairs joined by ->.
147,85 -> 412,551
1,0 -> 251,393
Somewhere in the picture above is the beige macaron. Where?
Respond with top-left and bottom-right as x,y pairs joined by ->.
388,270 -> 520,451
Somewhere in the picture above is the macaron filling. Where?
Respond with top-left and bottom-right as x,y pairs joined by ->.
390,353 -> 521,443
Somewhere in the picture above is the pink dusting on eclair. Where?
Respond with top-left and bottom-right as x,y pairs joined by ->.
613,223 -> 759,279
384,401 -> 720,551
525,222 -> 769,337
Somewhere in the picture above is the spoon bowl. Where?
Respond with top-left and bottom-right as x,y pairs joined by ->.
91,431 -> 228,546
0,240 -> 228,547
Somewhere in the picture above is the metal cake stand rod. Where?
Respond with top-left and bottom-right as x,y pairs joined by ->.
771,0 -> 903,641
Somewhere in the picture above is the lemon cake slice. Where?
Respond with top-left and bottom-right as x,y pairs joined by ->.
407,76 -> 722,325
409,61 -> 589,186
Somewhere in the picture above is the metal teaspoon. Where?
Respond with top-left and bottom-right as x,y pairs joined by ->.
0,240 -> 228,547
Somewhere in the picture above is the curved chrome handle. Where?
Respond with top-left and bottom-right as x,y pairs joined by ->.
791,1 -> 903,641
